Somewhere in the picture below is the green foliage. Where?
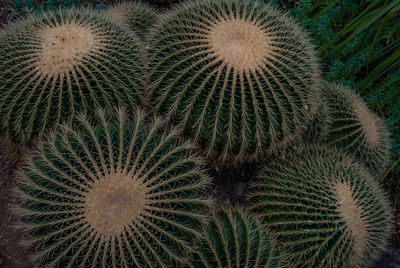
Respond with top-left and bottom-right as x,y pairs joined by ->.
10,0 -> 105,19
191,208 -> 283,268
149,0 -> 320,165
15,108 -> 212,267
248,145 -> 392,268
265,0 -> 400,174
105,1 -> 158,39
0,8 -> 145,144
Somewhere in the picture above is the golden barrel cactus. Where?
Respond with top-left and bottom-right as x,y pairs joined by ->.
0,8 -> 145,144
149,0 -> 320,165
15,109 -> 212,267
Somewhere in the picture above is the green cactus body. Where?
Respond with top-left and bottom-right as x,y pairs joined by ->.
0,9 -> 145,144
248,146 -> 392,268
322,82 -> 392,176
15,109 -> 211,267
300,87 -> 331,144
191,208 -> 283,268
106,1 -> 158,39
149,0 -> 320,164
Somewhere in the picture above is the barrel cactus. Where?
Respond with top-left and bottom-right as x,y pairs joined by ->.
106,1 -> 158,38
248,146 -> 392,268
15,108 -> 212,267
322,82 -> 391,176
149,0 -> 320,164
301,88 -> 331,144
0,8 -> 145,144
191,208 -> 283,268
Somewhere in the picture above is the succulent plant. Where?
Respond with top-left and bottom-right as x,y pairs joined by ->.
248,145 -> 392,268
191,208 -> 283,268
0,8 -> 145,144
322,82 -> 392,176
106,1 -> 158,39
300,88 -> 331,144
15,108 -> 212,267
149,0 -> 320,164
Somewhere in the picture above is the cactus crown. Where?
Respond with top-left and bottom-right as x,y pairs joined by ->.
322,82 -> 392,176
37,21 -> 97,75
192,208 -> 283,268
0,8 -> 145,144
209,18 -> 271,71
248,146 -> 392,268
106,1 -> 158,38
15,109 -> 212,267
83,174 -> 148,237
149,0 -> 320,165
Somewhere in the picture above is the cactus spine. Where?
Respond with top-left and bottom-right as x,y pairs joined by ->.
322,82 -> 392,176
149,0 -> 320,164
106,1 -> 158,39
249,146 -> 392,268
0,8 -> 145,144
15,108 -> 212,267
191,208 -> 283,268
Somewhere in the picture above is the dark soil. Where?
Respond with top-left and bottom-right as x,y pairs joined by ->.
0,0 -> 11,27
0,139 -> 30,268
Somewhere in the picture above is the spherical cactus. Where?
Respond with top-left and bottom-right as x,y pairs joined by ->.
191,208 -> 283,268
301,88 -> 331,144
106,1 -> 158,39
248,146 -> 392,268
149,0 -> 320,164
0,8 -> 145,144
14,108 -> 212,267
322,82 -> 392,176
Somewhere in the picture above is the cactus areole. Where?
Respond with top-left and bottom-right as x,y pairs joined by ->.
149,0 -> 320,164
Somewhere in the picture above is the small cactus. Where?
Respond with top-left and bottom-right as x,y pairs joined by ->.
15,108 -> 212,267
248,146 -> 392,268
149,0 -> 320,164
191,208 -> 283,268
0,8 -> 145,144
322,82 -> 392,176
105,1 -> 158,39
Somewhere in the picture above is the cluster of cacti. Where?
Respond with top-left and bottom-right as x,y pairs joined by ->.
191,208 -> 283,268
15,108 -> 212,267
0,0 -> 394,267
0,8 -> 145,144
149,0 -> 320,164
248,146 -> 392,267
105,1 -> 157,39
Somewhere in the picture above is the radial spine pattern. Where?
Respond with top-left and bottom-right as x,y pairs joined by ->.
15,109 -> 211,267
149,0 -> 320,164
322,82 -> 392,176
249,146 -> 392,268
0,8 -> 145,144
191,208 -> 283,268
106,1 -> 158,39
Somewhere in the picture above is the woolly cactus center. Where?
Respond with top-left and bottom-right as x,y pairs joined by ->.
334,181 -> 368,260
209,20 -> 270,70
38,23 -> 97,75
353,99 -> 379,146
84,174 -> 147,237
109,9 -> 128,24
